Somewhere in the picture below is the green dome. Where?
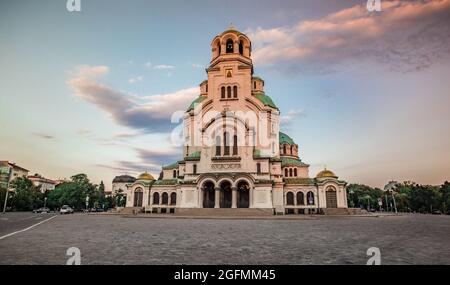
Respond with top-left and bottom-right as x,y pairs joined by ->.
279,132 -> 295,145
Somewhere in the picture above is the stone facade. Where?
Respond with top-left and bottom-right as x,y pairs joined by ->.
115,28 -> 348,214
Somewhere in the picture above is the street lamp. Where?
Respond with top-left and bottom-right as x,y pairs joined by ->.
44,197 -> 47,208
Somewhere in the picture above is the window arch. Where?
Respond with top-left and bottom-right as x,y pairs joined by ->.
227,86 -> 232,98
173,170 -> 177,178
221,86 -> 225,99
290,145 -> 293,154
286,192 -> 294,205
256,163 -> 261,174
233,86 -> 238,98
297,192 -> 305,205
307,191 -> 315,205
162,192 -> 169,205
239,40 -> 243,55
223,132 -> 230,155
170,192 -> 177,205
153,192 -> 160,205
254,81 -> 256,90
283,145 -> 287,154
289,168 -> 293,177
193,164 -> 197,175
226,39 -> 234,53
206,84 -> 208,93
215,136 -> 221,156
285,168 -> 288,177
294,168 -> 297,177
233,135 -> 238,155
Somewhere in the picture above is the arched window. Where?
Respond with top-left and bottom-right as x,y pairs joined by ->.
294,168 -> 297,177
227,86 -> 232,98
297,192 -> 305,205
193,164 -> 197,175
285,168 -> 288,177
223,132 -> 230,155
307,191 -> 315,205
289,168 -> 293,177
215,136 -> 221,156
226,39 -> 234,53
256,163 -> 261,174
233,86 -> 238,98
221,86 -> 225,99
283,145 -> 287,154
218,42 -> 221,55
239,40 -> 243,55
162,192 -> 169,205
170,192 -> 177,205
286,192 -> 294,205
153,192 -> 160,205
290,145 -> 294,155
254,81 -> 256,90
206,84 -> 208,93
173,170 -> 177,178
233,135 -> 238,155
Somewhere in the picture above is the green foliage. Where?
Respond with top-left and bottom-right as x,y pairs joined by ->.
347,181 -> 450,213
10,177 -> 43,211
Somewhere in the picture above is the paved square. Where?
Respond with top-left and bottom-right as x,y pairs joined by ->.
0,213 -> 449,264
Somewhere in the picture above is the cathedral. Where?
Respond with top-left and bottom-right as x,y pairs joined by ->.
113,27 -> 348,215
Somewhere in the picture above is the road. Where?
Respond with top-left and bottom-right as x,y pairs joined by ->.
0,213 -> 449,264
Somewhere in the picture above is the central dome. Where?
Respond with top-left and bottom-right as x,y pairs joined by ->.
137,172 -> 155,181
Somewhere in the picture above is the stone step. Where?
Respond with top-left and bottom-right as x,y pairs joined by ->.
322,208 -> 365,215
119,207 -> 144,215
175,208 -> 274,216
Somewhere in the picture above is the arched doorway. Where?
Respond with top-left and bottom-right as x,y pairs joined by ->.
237,181 -> 250,208
133,188 -> 143,207
202,181 -> 215,208
326,187 -> 338,208
220,181 -> 232,208
286,192 -> 294,205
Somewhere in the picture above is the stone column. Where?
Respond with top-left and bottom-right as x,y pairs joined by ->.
249,187 -> 254,208
199,187 -> 203,208
214,187 -> 220,208
231,186 -> 237,208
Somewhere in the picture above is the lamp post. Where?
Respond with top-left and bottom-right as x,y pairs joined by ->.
2,167 -> 12,214
85,195 -> 89,212
44,197 -> 47,208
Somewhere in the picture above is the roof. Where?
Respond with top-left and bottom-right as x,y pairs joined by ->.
252,92 -> 278,109
0,161 -> 29,172
185,151 -> 201,160
279,132 -> 295,145
27,176 -> 56,184
316,169 -> 338,179
153,179 -> 178,186
187,96 -> 206,112
284,178 -> 316,185
252,76 -> 264,83
162,162 -> 179,170
281,157 -> 308,167
112,175 -> 136,183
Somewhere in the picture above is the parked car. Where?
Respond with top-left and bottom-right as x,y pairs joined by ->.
33,207 -> 50,213
60,205 -> 74,214
432,210 -> 442,215
89,207 -> 105,212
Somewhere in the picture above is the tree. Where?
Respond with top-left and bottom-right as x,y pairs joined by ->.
47,174 -> 97,210
441,181 -> 450,214
10,177 -> 43,211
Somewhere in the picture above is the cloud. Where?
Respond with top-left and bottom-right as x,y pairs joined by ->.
32,132 -> 55,140
67,65 -> 199,133
248,0 -> 450,74
153,64 -> 175,70
128,75 -> 143,84
280,109 -> 306,125
134,147 -> 181,166
192,63 -> 203,68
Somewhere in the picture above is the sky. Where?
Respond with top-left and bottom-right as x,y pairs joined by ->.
1,0 -> 450,189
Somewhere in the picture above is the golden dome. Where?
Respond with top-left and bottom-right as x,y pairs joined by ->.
316,169 -> 338,179
137,172 -> 155,181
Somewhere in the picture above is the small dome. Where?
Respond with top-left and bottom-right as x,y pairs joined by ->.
112,175 -> 136,183
316,169 -> 338,179
279,132 -> 295,145
137,172 -> 155,181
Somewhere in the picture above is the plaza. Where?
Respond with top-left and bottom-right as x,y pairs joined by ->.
0,213 -> 449,265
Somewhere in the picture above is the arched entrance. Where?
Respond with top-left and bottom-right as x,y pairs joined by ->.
237,181 -> 250,208
326,187 -> 338,208
202,181 -> 215,208
220,181 -> 232,208
133,188 -> 143,207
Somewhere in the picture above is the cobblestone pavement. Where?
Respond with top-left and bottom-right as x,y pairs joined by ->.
0,213 -> 449,264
